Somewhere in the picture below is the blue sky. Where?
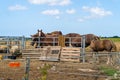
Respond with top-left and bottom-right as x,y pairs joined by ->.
0,0 -> 120,37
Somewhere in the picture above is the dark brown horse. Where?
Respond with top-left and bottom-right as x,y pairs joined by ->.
64,33 -> 100,47
31,29 -> 62,48
47,31 -> 62,36
64,33 -> 81,47
90,39 -> 117,64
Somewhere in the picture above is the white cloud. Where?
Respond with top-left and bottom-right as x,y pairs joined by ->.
41,9 -> 60,15
78,6 -> 113,22
28,0 -> 50,4
82,6 -> 112,17
78,18 -> 84,22
28,0 -> 71,6
8,5 -> 27,11
66,9 -> 76,14
55,16 -> 60,19
59,0 -> 71,6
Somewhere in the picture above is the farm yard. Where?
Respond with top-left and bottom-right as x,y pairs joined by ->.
1,0 -> 120,79
0,59 -> 119,80
0,33 -> 120,80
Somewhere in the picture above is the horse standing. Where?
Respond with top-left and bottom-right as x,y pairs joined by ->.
90,39 -> 117,64
85,34 -> 100,47
64,33 -> 100,47
31,29 -> 63,48
64,33 -> 81,47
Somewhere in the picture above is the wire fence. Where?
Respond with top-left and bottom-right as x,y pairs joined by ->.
0,59 -> 26,80
0,56 -> 120,80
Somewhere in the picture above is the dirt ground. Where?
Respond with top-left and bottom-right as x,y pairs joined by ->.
0,59 -> 118,80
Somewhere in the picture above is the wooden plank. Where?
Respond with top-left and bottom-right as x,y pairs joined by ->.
22,57 -> 40,59
60,58 -> 79,62
61,51 -> 80,53
22,53 -> 41,55
61,47 -> 80,51
60,47 -> 80,62
39,46 -> 61,61
61,56 -> 80,59
22,47 -> 49,59
61,53 -> 80,56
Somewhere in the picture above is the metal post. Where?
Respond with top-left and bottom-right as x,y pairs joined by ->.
25,57 -> 30,80
22,36 -> 25,49
53,37 -> 55,46
7,36 -> 10,54
81,35 -> 85,63
38,36 -> 41,48
69,37 -> 71,47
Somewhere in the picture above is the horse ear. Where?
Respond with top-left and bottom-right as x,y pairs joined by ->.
97,36 -> 100,40
40,29 -> 42,32
93,36 -> 99,40
37,29 -> 39,32
95,36 -> 100,40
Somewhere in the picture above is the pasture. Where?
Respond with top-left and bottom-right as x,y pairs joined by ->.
0,36 -> 120,80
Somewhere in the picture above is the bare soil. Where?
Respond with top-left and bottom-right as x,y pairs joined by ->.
0,59 -> 115,80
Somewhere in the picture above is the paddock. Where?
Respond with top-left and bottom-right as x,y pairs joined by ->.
0,36 -> 120,80
0,58 -> 120,80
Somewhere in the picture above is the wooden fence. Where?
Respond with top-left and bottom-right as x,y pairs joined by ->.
22,46 -> 120,66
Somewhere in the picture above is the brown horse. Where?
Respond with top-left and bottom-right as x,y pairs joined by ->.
64,33 -> 100,47
90,39 -> 116,52
85,34 -> 100,47
90,39 -> 117,64
31,29 -> 62,48
64,33 -> 81,47
47,31 -> 62,36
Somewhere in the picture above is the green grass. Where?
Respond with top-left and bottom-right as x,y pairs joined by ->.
39,64 -> 51,80
99,66 -> 117,76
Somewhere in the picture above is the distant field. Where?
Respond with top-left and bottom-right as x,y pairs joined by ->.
101,37 -> 120,42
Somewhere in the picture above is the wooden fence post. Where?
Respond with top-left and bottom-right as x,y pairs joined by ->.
58,35 -> 65,47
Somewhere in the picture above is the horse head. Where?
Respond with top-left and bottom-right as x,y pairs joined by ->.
85,34 -> 100,47
30,29 -> 46,48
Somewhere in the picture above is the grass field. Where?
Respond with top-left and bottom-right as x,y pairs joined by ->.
101,37 -> 120,42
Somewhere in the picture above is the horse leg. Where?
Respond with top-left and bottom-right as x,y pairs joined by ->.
110,52 -> 114,65
69,43 -> 72,47
34,42 -> 37,48
92,52 -> 99,63
96,52 -> 99,63
107,56 -> 110,64
106,52 -> 112,64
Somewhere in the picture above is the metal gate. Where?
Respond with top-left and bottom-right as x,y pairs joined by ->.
0,36 -> 26,54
